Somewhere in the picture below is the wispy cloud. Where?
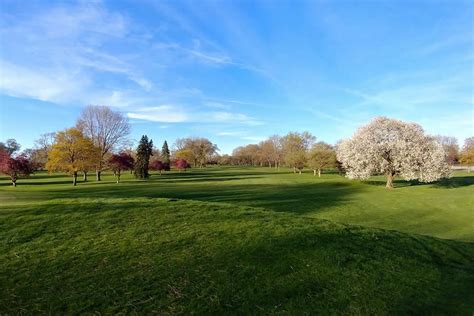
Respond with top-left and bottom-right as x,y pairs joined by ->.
127,105 -> 264,126
0,1 -> 151,103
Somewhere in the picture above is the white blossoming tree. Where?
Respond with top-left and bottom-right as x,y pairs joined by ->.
336,117 -> 451,189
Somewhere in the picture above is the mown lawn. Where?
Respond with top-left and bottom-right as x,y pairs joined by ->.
2,167 -> 473,241
1,167 -> 473,313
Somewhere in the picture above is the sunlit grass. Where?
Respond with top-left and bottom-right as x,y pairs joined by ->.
0,167 -> 473,313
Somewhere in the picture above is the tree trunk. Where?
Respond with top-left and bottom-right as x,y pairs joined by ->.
293,166 -> 296,173
83,171 -> 88,182
116,173 -> 120,183
299,169 -> 302,175
11,176 -> 17,187
318,169 -> 321,177
96,170 -> 101,181
73,172 -> 78,186
313,169 -> 316,176
386,172 -> 395,189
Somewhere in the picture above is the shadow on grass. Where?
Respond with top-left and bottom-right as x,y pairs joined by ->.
433,176 -> 474,188
364,176 -> 474,189
2,200 -> 473,314
40,181 -> 361,215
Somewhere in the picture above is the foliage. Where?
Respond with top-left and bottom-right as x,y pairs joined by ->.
161,141 -> 171,165
45,128 -> 100,186
0,138 -> 21,155
281,131 -> 316,173
108,153 -> 134,183
307,142 -> 337,176
337,117 -> 451,188
174,158 -> 190,171
134,135 -> 153,179
149,160 -> 170,175
459,137 -> 474,166
173,137 -> 218,168
0,151 -> 34,186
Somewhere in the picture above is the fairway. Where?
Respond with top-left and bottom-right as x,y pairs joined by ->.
1,168 -> 473,313
2,167 -> 473,241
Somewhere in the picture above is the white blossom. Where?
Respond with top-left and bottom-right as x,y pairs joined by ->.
336,117 -> 451,188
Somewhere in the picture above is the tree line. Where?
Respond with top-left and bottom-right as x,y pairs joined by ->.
0,106 -> 473,188
0,106 -> 218,186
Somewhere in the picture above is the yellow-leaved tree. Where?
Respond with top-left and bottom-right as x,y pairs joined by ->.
46,128 -> 100,186
459,137 -> 474,172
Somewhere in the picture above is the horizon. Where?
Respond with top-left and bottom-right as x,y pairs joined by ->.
0,0 -> 473,154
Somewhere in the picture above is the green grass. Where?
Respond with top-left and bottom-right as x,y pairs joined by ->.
1,167 -> 473,313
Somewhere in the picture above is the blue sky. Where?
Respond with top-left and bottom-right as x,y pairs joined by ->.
0,0 -> 473,154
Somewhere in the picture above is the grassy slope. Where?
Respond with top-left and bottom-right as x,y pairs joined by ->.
1,198 -> 473,314
1,167 -> 473,241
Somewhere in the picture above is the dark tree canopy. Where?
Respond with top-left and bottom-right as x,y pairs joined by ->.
162,141 -> 171,165
0,139 -> 21,155
134,135 -> 153,179
108,153 -> 134,183
149,160 -> 169,175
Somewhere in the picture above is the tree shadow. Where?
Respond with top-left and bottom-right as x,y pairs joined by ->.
362,179 -> 420,188
41,181 -> 361,215
362,176 -> 474,189
432,176 -> 474,188
3,203 -> 473,314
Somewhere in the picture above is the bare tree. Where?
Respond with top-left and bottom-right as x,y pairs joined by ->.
77,105 -> 130,181
434,135 -> 459,165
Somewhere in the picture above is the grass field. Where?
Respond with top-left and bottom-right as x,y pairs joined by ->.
1,167 -> 473,313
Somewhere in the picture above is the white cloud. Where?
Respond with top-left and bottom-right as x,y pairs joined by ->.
0,60 -> 88,103
217,131 -> 244,136
0,1 -> 151,103
127,105 -> 189,123
241,136 -> 266,142
127,106 -> 264,126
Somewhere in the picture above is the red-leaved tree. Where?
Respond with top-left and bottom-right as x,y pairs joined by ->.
108,153 -> 134,183
0,151 -> 34,187
175,158 -> 190,172
149,160 -> 170,175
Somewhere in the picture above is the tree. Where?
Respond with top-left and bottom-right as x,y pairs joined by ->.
149,160 -> 168,175
162,141 -> 171,165
173,137 -> 219,167
77,105 -> 130,181
0,152 -> 34,186
46,128 -> 99,186
30,132 -> 56,169
459,137 -> 474,172
108,153 -> 134,183
307,142 -> 337,177
0,138 -> 21,155
435,136 -> 459,165
281,132 -> 315,174
175,158 -> 190,172
336,117 -> 451,189
218,154 -> 233,165
134,135 -> 153,179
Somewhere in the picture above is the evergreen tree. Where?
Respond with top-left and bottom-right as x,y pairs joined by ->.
134,135 -> 153,179
162,140 -> 170,165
